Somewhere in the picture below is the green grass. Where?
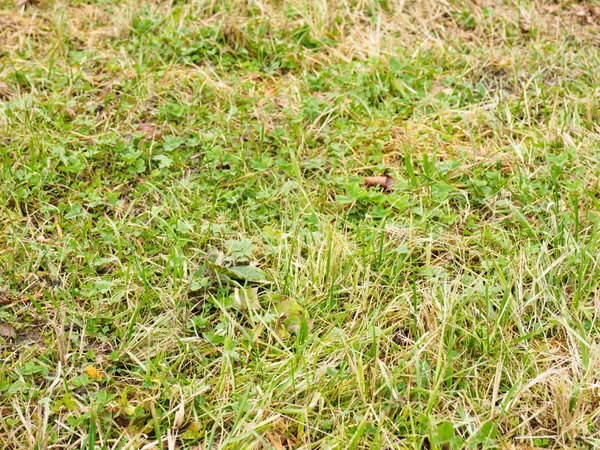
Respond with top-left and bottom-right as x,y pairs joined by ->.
2,0 -> 600,448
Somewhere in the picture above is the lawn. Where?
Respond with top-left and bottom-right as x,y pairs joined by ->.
2,0 -> 600,448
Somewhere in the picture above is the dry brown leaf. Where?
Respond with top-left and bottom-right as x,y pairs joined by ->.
519,16 -> 531,33
364,175 -> 396,191
265,432 -> 285,450
574,5 -> 600,24
0,82 -> 13,99
542,4 -> 561,14
16,0 -> 32,7
18,329 -> 43,345
136,123 -> 162,140
0,323 -> 16,339
65,107 -> 77,119
0,292 -> 11,306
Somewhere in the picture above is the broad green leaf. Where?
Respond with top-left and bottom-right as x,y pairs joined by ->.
205,258 -> 271,284
478,421 -> 497,440
227,265 -> 271,283
437,422 -> 455,442
274,297 -> 306,338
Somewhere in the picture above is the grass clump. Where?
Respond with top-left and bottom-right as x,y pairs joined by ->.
2,0 -> 600,448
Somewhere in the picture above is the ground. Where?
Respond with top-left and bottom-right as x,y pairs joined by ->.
1,0 -> 600,448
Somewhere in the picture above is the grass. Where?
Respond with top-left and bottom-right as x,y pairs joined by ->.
1,0 -> 600,448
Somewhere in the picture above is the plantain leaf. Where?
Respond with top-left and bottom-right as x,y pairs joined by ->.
227,265 -> 271,284
205,258 -> 272,285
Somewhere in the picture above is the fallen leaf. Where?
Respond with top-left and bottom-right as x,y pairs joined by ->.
18,329 -> 43,345
136,123 -> 162,140
542,4 -> 561,14
0,323 -> 16,339
274,297 -> 306,338
206,256 -> 272,285
0,292 -> 11,306
364,175 -> 396,191
84,365 -> 103,380
519,16 -> 531,33
16,0 -> 32,7
233,287 -> 261,311
0,290 -> 39,306
576,5 -> 600,24
171,387 -> 186,429
0,82 -> 13,99
265,432 -> 285,450
227,265 -> 271,284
